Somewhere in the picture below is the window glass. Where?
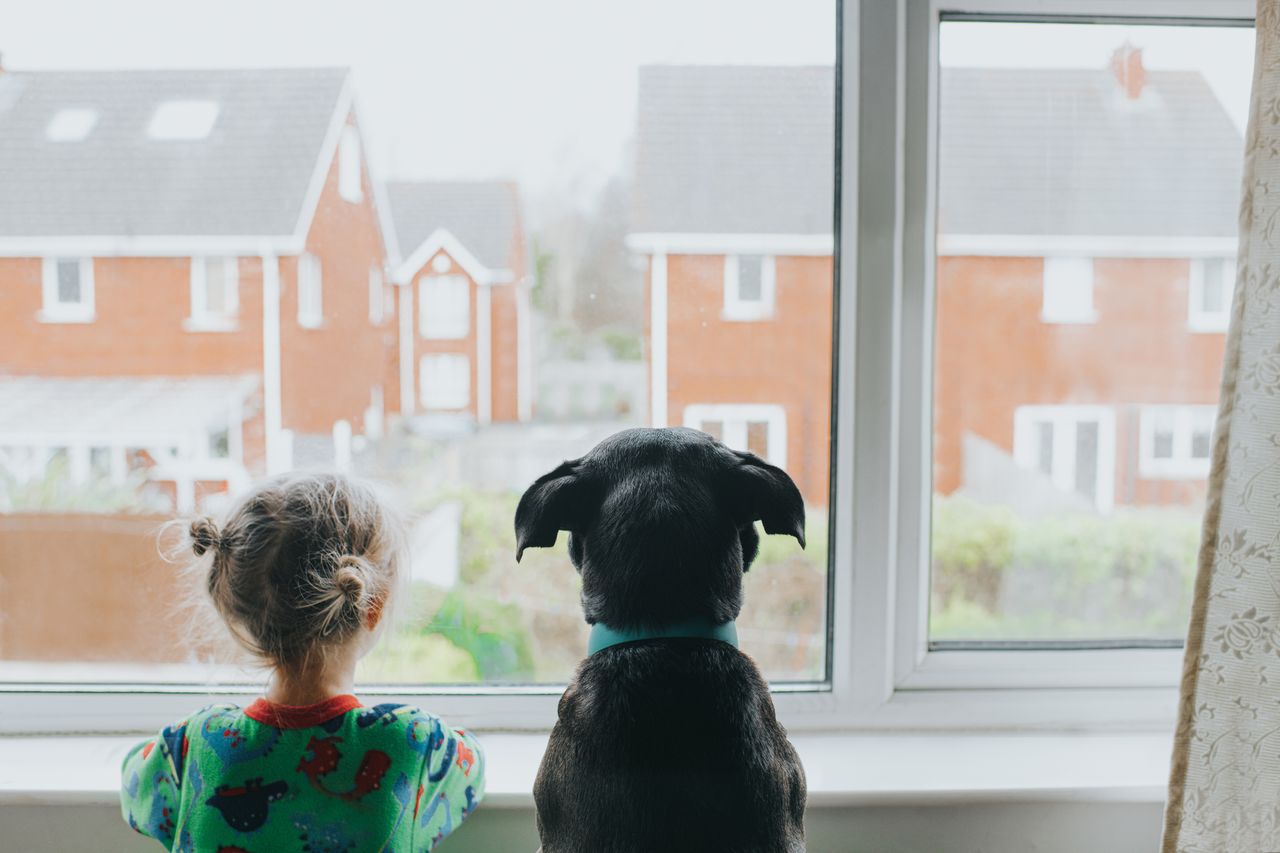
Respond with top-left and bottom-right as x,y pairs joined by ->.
0,0 -> 835,688
932,20 -> 1249,644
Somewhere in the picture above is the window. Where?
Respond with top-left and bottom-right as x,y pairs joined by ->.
40,257 -> 94,321
1189,257 -> 1236,332
723,254 -> 776,320
1041,257 -> 1096,323
339,125 -> 363,203
46,108 -> 98,142
189,258 -> 240,329
147,100 -> 219,140
368,264 -> 386,324
1139,406 -> 1215,479
297,252 -> 323,328
419,354 -> 470,410
684,404 -> 787,468
419,274 -> 469,339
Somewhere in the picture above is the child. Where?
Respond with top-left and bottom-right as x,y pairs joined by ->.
120,473 -> 484,852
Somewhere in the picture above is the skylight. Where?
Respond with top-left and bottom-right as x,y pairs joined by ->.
45,108 -> 98,142
147,100 -> 219,140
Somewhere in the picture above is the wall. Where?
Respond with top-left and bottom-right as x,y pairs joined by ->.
934,256 -> 1227,505
658,253 -> 834,504
1,800 -> 1165,853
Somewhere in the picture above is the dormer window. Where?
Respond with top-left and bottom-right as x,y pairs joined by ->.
147,100 -> 219,140
46,108 -> 98,142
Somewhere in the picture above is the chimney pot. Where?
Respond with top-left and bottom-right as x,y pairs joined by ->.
1110,43 -> 1146,100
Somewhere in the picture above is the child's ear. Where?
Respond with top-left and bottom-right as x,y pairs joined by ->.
364,595 -> 386,632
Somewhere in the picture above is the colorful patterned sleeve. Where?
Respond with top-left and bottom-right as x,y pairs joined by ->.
407,712 -> 486,852
120,716 -> 191,847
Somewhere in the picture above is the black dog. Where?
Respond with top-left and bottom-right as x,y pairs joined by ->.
516,427 -> 807,853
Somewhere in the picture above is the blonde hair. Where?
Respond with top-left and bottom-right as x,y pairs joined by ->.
183,472 -> 405,671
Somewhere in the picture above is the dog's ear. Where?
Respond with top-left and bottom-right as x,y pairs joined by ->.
722,451 -> 806,548
514,459 -> 590,562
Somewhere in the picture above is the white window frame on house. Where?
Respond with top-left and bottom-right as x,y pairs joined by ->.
419,273 -> 470,340
338,125 -> 363,204
722,253 -> 777,320
1187,256 -> 1235,333
297,252 -> 324,328
0,0 -> 1254,738
419,353 -> 471,410
1041,256 -> 1097,324
39,257 -> 95,323
1139,405 -> 1216,479
1012,404 -> 1117,513
186,257 -> 240,331
683,404 -> 788,469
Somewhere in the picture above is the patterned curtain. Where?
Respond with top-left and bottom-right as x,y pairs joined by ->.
1163,4 -> 1280,850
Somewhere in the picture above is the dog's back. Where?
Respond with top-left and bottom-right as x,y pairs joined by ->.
534,639 -> 806,853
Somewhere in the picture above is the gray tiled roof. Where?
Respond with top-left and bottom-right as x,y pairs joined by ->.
632,65 -> 835,235
386,181 -> 520,272
0,68 -> 348,238
940,68 -> 1243,238
631,65 -> 1243,238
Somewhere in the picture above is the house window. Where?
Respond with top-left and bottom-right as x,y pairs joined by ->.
297,253 -> 323,328
368,264 -> 385,324
723,254 -> 776,320
189,258 -> 239,328
40,257 -> 94,322
1012,406 -> 1116,513
339,125 -> 363,203
1188,257 -> 1235,333
1041,257 -> 1096,323
419,354 -> 470,410
419,274 -> 470,339
683,404 -> 788,469
147,100 -> 219,140
1139,406 -> 1216,479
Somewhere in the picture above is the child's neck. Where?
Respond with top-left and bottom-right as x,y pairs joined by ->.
265,648 -> 359,706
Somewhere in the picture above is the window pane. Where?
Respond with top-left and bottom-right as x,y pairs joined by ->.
931,20 -> 1247,644
0,1 -> 835,688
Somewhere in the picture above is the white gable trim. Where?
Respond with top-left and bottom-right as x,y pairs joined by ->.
292,73 -> 356,243
938,234 -> 1239,258
393,228 -> 513,286
626,233 -> 834,256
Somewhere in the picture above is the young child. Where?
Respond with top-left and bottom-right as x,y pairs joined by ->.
120,473 -> 484,852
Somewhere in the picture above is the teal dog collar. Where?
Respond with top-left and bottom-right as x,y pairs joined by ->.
587,617 -> 739,655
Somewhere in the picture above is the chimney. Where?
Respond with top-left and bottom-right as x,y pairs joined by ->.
1110,43 -> 1146,100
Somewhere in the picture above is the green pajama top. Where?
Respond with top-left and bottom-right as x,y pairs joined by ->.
120,695 -> 484,852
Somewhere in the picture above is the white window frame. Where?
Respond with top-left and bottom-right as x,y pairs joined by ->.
419,273 -> 470,340
39,257 -> 95,323
0,0 -> 1254,737
683,403 -> 788,469
297,252 -> 323,328
1041,256 -> 1097,324
338,125 -> 364,204
1187,256 -> 1235,333
723,253 -> 777,320
1139,405 -> 1216,479
1012,404 -> 1117,513
186,257 -> 240,331
419,353 -> 471,410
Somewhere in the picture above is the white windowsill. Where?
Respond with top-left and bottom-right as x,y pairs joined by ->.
1039,311 -> 1099,325
182,317 -> 239,333
0,732 -> 1170,808
37,310 -> 95,324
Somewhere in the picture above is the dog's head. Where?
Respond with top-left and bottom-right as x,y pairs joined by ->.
514,427 -> 804,629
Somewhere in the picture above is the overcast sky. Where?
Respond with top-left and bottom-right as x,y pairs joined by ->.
2,5 -> 1255,202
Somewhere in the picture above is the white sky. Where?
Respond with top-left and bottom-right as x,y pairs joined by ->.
1,6 -> 1257,201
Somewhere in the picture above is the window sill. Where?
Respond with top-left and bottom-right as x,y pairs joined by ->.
1039,312 -> 1099,325
721,310 -> 775,322
37,311 -> 95,324
0,731 -> 1170,808
182,318 -> 239,333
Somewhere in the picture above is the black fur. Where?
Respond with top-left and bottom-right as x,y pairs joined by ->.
515,427 -> 807,853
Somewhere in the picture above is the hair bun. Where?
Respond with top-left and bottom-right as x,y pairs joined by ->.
190,517 -> 222,557
334,555 -> 369,602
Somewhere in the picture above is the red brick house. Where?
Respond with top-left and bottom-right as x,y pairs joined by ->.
0,68 -> 394,511
629,54 -> 1241,512
629,66 -> 836,505
385,181 -> 531,426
